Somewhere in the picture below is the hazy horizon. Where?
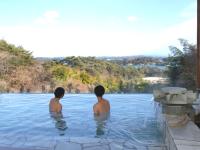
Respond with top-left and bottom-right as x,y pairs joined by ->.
34,54 -> 167,58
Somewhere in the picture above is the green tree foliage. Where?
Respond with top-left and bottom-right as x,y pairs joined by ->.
167,39 -> 196,90
0,39 -> 152,93
0,40 -> 33,66
0,40 -> 33,79
80,72 -> 92,84
55,56 -> 148,93
139,66 -> 165,77
110,56 -> 165,66
52,65 -> 68,81
135,81 -> 149,93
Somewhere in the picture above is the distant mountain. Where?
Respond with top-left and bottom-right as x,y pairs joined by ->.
35,57 -> 64,61
35,56 -> 168,68
98,56 -> 167,66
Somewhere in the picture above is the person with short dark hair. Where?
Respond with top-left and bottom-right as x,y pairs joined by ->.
93,85 -> 110,116
49,87 -> 65,114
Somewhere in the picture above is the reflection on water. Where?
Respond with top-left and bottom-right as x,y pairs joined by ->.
50,112 -> 68,135
94,113 -> 110,137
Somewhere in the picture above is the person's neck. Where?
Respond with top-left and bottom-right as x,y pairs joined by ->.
54,97 -> 60,102
97,97 -> 103,102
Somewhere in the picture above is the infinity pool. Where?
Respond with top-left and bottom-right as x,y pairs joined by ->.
0,94 -> 164,144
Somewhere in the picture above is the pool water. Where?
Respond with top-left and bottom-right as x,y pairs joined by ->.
0,94 -> 164,144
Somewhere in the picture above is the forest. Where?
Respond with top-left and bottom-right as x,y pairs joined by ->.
1,39 -> 195,93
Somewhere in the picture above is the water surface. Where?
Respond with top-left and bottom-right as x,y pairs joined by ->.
0,94 -> 163,144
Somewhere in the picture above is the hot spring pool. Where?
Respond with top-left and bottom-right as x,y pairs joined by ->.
0,94 -> 164,145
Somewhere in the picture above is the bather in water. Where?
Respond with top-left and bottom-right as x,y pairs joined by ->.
49,87 -> 67,134
93,85 -> 110,136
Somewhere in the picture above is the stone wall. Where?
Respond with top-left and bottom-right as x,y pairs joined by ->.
164,121 -> 200,150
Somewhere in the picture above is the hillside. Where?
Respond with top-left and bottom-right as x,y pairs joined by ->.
0,40 -> 166,93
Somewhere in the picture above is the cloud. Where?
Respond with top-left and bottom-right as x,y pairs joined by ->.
0,15 -> 196,57
34,10 -> 60,25
127,16 -> 137,22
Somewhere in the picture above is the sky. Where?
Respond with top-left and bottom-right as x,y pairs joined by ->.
0,0 -> 197,57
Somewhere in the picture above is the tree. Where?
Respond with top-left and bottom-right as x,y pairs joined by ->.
80,72 -> 91,84
52,65 -> 68,81
167,39 -> 196,90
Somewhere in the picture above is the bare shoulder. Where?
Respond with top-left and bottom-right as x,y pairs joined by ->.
93,103 -> 100,115
93,103 -> 98,109
103,99 -> 110,105
49,98 -> 54,104
50,98 -> 55,101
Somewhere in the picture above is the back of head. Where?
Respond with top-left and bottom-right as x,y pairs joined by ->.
54,87 -> 65,98
94,85 -> 105,97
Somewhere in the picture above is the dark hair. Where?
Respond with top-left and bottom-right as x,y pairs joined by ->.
94,85 -> 105,97
54,87 -> 65,98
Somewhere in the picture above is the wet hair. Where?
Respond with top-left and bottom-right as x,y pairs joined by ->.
54,87 -> 65,98
94,85 -> 105,97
